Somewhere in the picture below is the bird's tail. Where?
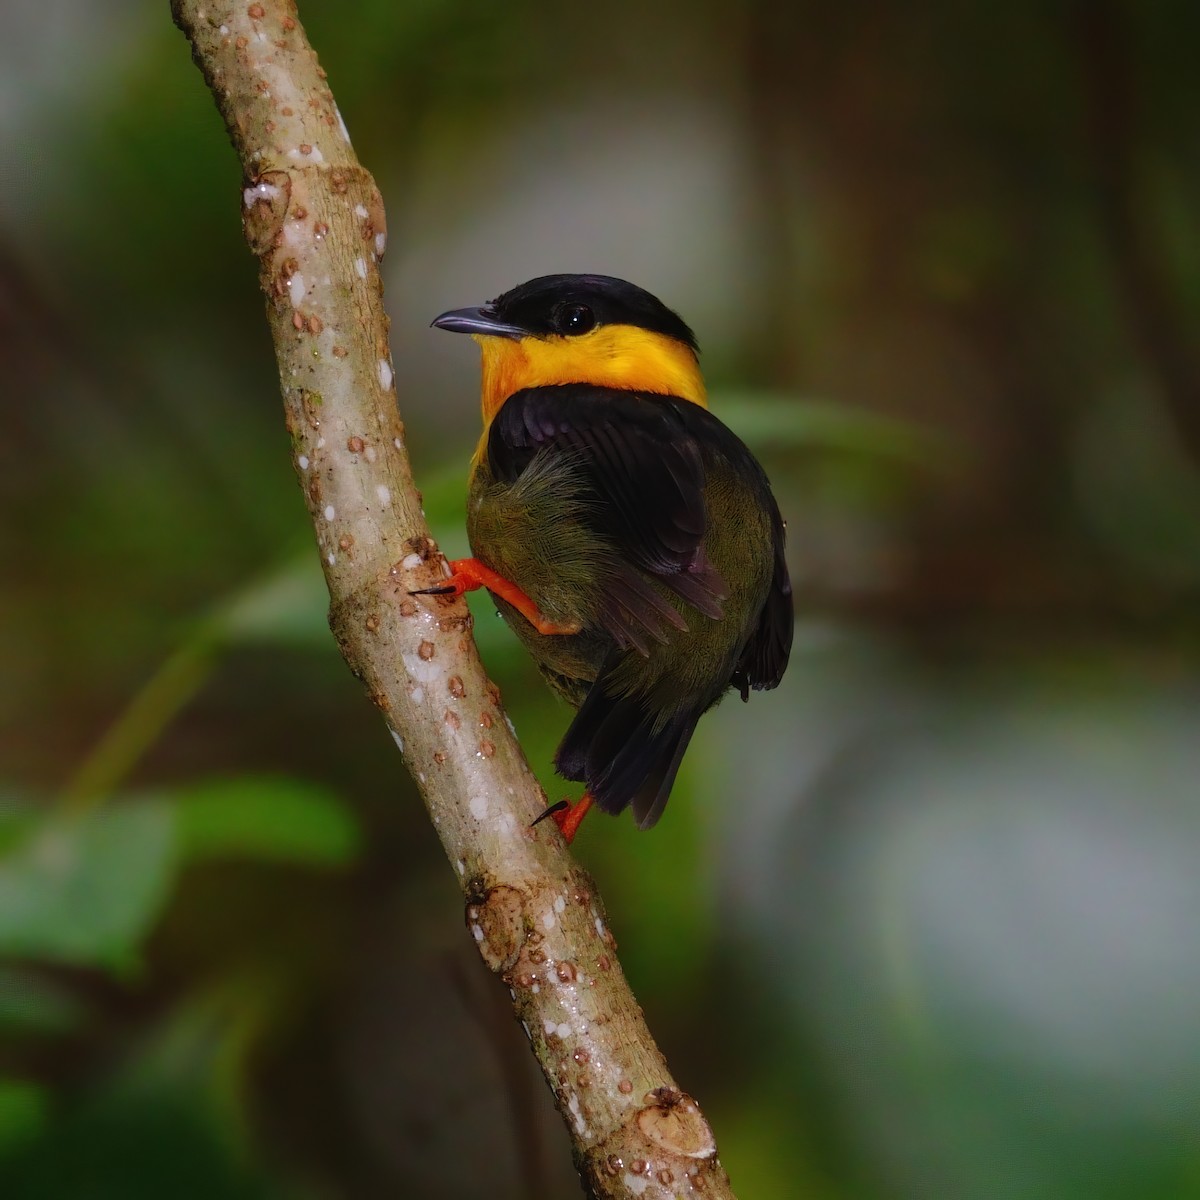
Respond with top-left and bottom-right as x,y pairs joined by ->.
555,676 -> 700,830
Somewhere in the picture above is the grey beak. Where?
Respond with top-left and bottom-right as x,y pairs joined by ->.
431,306 -> 526,339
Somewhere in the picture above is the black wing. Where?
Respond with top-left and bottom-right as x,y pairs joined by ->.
487,386 -> 728,651
732,505 -> 792,695
665,399 -> 793,696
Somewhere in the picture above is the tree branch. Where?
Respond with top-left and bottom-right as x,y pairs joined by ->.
169,3 -> 736,1195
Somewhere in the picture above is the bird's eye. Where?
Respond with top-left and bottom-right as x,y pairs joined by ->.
555,303 -> 596,335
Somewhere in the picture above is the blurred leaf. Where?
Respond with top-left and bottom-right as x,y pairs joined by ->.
173,776 -> 360,868
714,1088 -> 837,1200
0,1088 -> 282,1200
418,459 -> 474,530
575,755 -> 709,999
0,967 -> 86,1036
722,662 -> 1200,1200
206,454 -> 530,669
712,392 -> 947,464
209,462 -> 471,651
0,803 -> 176,970
0,1079 -> 48,1155
212,555 -> 330,649
56,644 -> 214,816
1074,382 -> 1200,587
0,799 -> 37,857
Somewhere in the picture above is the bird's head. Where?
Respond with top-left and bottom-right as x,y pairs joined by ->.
432,274 -> 706,425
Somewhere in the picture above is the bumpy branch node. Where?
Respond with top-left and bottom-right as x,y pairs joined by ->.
169,2 -> 736,1196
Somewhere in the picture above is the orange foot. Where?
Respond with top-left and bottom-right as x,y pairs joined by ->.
531,793 -> 594,844
411,557 -> 581,636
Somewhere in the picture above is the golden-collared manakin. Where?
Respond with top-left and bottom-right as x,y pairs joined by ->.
421,274 -> 793,840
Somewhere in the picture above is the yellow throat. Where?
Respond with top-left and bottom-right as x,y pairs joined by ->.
472,324 -> 708,461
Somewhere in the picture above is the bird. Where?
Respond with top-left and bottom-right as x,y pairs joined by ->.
417,274 -> 792,841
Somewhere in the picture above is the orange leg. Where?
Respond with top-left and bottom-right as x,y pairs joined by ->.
411,557 -> 581,636
531,793 -> 595,844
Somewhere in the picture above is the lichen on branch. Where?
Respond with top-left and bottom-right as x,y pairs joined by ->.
169,2 -> 737,1195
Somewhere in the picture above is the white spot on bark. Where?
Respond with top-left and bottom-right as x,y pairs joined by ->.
355,257 -> 367,280
470,924 -> 484,943
378,359 -> 393,390
624,1173 -> 651,1196
388,727 -> 404,754
401,552 -> 422,570
287,272 -> 306,307
376,484 -> 391,507
334,104 -> 352,143
288,143 -> 324,163
469,794 -> 489,821
297,455 -> 309,470
402,651 -> 439,684
374,231 -> 387,257
542,911 -> 556,931
323,504 -> 335,520
326,552 -> 335,566
280,218 -> 305,251
554,895 -> 566,913
354,203 -> 369,219
364,446 -> 377,463
242,180 -> 280,208
410,686 -> 424,704
456,859 -> 466,876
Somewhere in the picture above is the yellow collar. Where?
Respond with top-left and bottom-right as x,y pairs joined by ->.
476,325 -> 707,429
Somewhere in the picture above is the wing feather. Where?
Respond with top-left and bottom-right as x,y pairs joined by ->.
488,387 -> 725,648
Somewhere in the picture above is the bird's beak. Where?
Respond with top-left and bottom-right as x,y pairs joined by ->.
431,306 -> 526,339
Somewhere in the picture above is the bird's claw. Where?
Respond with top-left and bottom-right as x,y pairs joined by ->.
530,794 -> 593,843
530,800 -> 570,828
409,583 -> 459,597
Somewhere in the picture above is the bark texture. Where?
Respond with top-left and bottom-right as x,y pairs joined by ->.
169,3 -> 736,1196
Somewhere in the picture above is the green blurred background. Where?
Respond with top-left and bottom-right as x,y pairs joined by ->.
3,1 -> 1200,1196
